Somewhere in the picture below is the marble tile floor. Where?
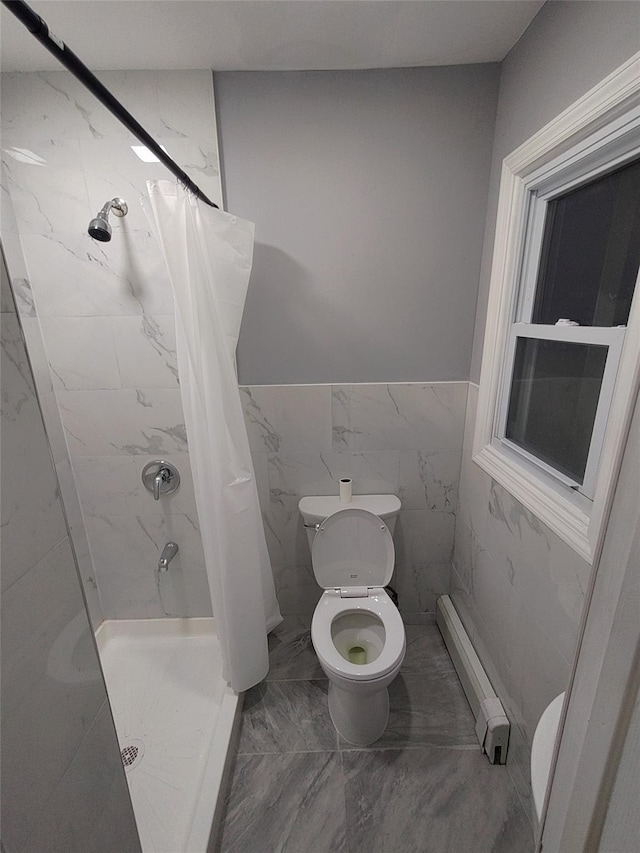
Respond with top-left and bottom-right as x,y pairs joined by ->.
215,617 -> 534,853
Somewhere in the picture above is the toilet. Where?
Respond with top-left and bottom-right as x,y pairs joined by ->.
298,494 -> 406,745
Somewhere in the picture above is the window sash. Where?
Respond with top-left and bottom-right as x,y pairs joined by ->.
517,127 -> 640,326
495,324 -> 626,498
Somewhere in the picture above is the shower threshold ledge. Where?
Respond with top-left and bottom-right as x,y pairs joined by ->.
96,617 -> 241,853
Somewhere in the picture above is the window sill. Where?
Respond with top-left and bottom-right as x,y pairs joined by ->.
473,442 -> 593,563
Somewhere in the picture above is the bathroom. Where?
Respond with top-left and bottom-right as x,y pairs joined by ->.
2,1 -> 639,851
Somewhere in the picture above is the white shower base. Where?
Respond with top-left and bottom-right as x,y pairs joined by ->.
96,618 -> 240,853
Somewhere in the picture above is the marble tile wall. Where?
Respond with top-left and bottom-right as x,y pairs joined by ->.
0,250 -> 140,852
240,382 -> 468,618
1,70 -> 222,620
1,190 -> 105,628
451,382 -> 593,806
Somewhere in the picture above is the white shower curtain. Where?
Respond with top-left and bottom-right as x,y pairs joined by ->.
143,181 -> 281,692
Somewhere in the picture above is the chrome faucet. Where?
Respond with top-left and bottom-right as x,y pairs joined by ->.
158,542 -> 179,573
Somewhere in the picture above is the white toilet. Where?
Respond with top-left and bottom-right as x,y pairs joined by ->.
298,494 -> 406,745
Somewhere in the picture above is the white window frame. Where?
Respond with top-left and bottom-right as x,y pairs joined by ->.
473,51 -> 640,563
497,325 -> 626,500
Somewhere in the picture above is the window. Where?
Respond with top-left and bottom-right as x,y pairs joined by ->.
474,54 -> 640,561
497,159 -> 640,500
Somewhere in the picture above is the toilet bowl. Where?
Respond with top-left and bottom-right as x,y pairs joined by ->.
299,495 -> 406,746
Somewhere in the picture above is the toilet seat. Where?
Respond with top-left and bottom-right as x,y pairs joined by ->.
311,507 -> 394,592
311,588 -> 406,682
310,507 -> 405,684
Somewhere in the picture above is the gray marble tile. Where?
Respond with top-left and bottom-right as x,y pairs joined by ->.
241,384 -> 333,453
262,504 -> 309,568
400,611 -> 438,626
2,70 -> 215,146
23,701 -> 141,853
82,137 -> 221,232
393,509 -> 455,566
111,313 -> 179,389
19,317 -> 54,394
401,623 -> 458,676
84,511 -> 211,620
339,671 -> 476,750
6,276 -> 36,318
217,752 -> 346,853
1,540 -> 108,850
398,448 -> 462,512
343,747 -> 534,853
505,720 -> 535,831
273,563 -> 322,619
238,680 -> 337,754
56,388 -> 187,457
39,316 -> 121,391
71,452 -> 197,518
2,138 -> 92,236
20,229 -> 176,318
267,616 -> 324,681
1,313 -> 68,592
267,449 -> 401,509
0,249 -> 14,312
332,382 -> 467,452
393,560 -> 451,615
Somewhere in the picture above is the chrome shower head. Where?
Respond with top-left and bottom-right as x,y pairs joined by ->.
88,197 -> 128,242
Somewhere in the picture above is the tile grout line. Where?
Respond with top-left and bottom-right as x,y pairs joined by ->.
237,743 -> 483,757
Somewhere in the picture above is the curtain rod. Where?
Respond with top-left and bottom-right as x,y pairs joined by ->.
2,0 -> 219,209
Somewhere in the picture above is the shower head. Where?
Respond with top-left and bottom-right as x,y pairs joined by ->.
88,197 -> 128,242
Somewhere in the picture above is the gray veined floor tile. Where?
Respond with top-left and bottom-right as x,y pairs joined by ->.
238,680 -> 337,754
266,616 -> 324,681
217,752 -> 346,853
400,611 -> 439,626
401,623 -> 458,675
343,747 -> 534,853
339,670 -> 477,750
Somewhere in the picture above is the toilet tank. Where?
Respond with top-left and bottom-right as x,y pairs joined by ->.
299,495 -> 401,545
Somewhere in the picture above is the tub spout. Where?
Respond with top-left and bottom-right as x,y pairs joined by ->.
158,541 -> 179,572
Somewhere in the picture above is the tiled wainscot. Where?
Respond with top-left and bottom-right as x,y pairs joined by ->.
240,382 -> 468,619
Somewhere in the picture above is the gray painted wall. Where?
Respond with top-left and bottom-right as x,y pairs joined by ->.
470,0 -> 640,382
216,66 -> 499,385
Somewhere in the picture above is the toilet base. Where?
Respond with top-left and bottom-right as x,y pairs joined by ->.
327,680 -> 389,746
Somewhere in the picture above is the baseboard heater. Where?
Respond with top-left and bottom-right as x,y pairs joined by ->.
436,595 -> 510,765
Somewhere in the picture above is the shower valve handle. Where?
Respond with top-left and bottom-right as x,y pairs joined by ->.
154,468 -> 170,500
142,460 -> 180,500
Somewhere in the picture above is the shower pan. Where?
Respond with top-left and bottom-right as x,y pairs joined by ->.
97,619 -> 240,852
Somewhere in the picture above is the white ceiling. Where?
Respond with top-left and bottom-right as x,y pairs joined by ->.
1,0 -> 545,73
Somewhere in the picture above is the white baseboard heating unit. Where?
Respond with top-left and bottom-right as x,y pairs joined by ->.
436,595 -> 510,765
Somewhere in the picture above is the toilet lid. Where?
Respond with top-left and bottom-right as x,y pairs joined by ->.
311,507 -> 394,590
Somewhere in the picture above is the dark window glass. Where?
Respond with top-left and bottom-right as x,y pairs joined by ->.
506,338 -> 608,483
532,158 -> 640,327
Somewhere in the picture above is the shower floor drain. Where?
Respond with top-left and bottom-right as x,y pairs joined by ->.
120,738 -> 145,772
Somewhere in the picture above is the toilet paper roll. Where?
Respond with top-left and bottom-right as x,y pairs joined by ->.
339,477 -> 352,503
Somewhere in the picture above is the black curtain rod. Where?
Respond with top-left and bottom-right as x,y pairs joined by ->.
2,0 -> 219,208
